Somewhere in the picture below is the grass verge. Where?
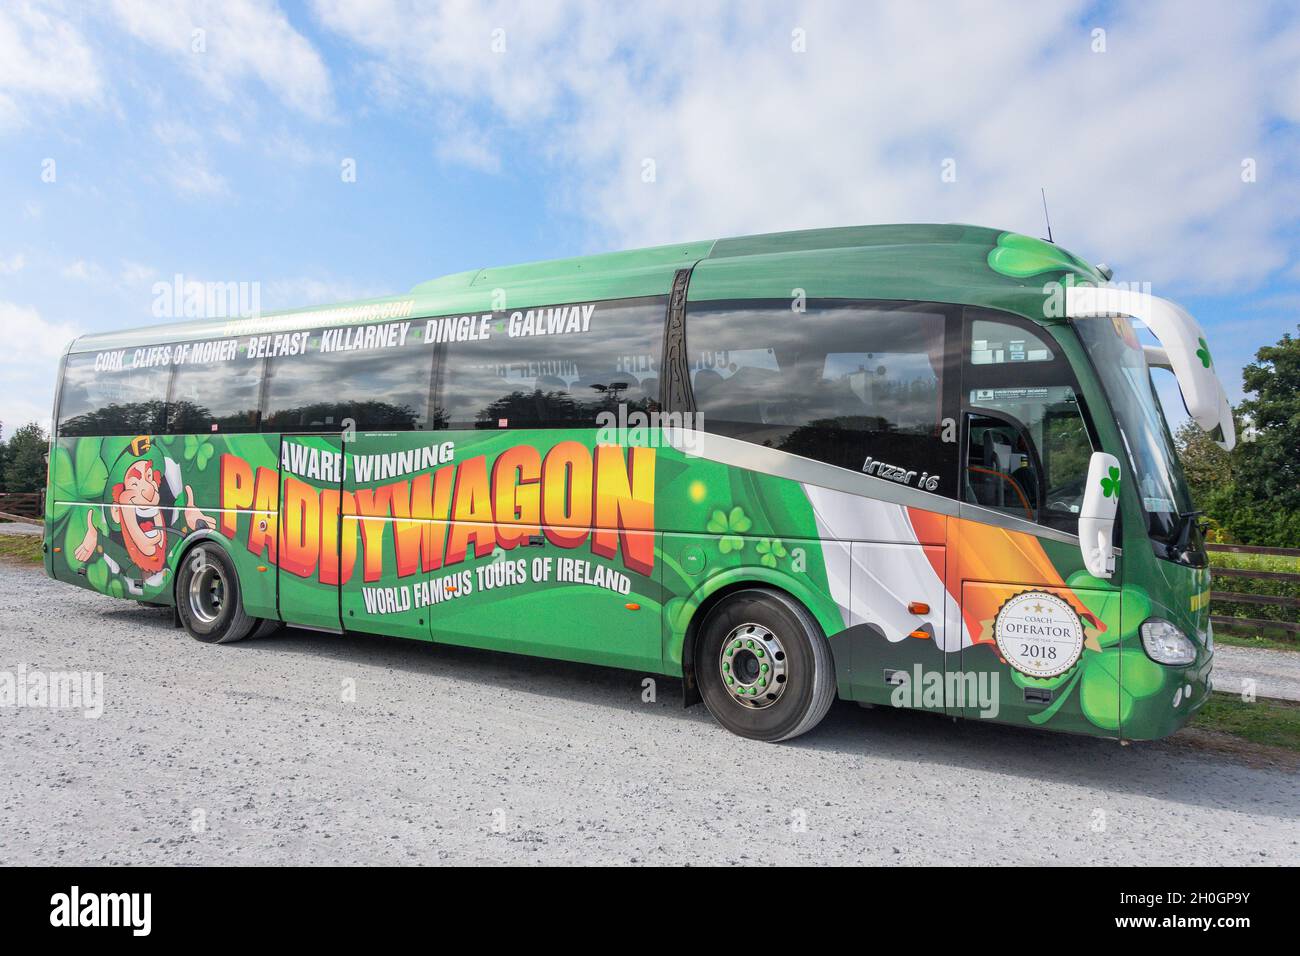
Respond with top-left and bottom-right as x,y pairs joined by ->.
1190,691 -> 1300,753
1213,630 -> 1298,652
0,530 -> 44,565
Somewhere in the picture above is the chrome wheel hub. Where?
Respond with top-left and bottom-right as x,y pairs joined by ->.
719,622 -> 787,709
188,556 -> 226,625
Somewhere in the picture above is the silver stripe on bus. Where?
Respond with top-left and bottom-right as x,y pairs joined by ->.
661,428 -> 1092,548
661,428 -> 960,515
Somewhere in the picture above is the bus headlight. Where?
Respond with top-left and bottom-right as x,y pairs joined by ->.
1141,619 -> 1196,666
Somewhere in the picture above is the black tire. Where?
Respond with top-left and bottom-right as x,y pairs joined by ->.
250,618 -> 285,639
695,588 -> 836,742
175,543 -> 256,645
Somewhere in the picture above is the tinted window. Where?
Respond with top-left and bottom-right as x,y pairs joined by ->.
263,324 -> 437,432
684,301 -> 952,481
167,338 -> 263,434
58,349 -> 171,436
970,319 -> 1054,365
437,297 -> 665,429
963,315 -> 1094,532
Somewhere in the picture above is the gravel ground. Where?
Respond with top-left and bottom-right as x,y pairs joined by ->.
1213,645 -> 1300,703
0,522 -> 40,535
0,559 -> 1296,866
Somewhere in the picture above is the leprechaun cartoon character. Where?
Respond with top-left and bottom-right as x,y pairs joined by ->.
72,436 -> 217,595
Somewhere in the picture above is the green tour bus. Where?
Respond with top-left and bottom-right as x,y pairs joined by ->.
43,224 -> 1235,742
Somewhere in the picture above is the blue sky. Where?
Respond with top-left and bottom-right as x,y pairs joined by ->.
2,0 -> 1298,433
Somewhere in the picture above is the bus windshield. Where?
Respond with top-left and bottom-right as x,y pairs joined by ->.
1075,315 -> 1201,562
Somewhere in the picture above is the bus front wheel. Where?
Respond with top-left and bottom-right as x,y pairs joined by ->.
175,544 -> 256,645
695,589 -> 836,742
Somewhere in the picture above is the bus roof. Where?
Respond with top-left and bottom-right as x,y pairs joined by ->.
70,223 -> 1104,353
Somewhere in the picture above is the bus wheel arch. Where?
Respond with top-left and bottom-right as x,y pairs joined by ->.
173,533 -> 257,644
681,582 -> 754,707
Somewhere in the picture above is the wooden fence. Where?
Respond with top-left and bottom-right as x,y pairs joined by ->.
1207,543 -> 1300,636
0,492 -> 43,525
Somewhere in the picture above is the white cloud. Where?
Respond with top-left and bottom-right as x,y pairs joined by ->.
151,118 -> 199,147
0,253 -> 25,275
56,258 -> 158,293
119,260 -> 156,285
314,0 -> 1300,292
0,396 -> 56,435
0,1 -> 103,129
150,119 -> 230,197
112,0 -> 333,119
262,130 -> 334,167
164,156 -> 229,196
61,259 -> 108,281
0,300 -> 80,431
312,0 -> 576,123
433,117 -> 500,173
0,301 -> 80,361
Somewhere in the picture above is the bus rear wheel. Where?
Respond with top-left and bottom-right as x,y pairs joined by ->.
695,589 -> 836,742
175,544 -> 256,645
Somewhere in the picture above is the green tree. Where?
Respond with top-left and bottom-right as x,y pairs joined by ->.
1223,325 -> 1300,546
1174,419 -> 1232,505
1173,418 -> 1241,542
0,422 -> 7,492
2,422 -> 48,494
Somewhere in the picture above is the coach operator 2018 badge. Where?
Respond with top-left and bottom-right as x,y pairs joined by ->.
994,591 -> 1085,678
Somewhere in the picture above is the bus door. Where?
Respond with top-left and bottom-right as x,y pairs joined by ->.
955,311 -> 1121,729
277,434 -> 344,632
340,431 -> 435,643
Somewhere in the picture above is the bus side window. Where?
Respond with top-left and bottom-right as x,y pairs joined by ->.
683,300 -> 955,488
57,350 -> 171,437
964,412 -> 1041,522
436,297 -> 666,430
167,343 -> 263,434
262,329 -> 437,432
962,314 -> 1094,532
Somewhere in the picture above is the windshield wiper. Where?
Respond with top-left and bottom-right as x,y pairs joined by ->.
1169,510 -> 1207,565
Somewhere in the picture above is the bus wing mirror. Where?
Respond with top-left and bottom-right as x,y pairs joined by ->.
1066,286 -> 1235,451
1079,451 -> 1121,579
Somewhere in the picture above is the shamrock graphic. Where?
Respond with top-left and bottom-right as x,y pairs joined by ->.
987,232 -> 1086,278
1100,465 -> 1121,500
1078,647 -> 1166,730
49,437 -> 108,522
1195,336 -> 1212,369
706,506 -> 752,554
184,433 -> 215,470
1023,645 -> 1165,730
756,537 -> 787,568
